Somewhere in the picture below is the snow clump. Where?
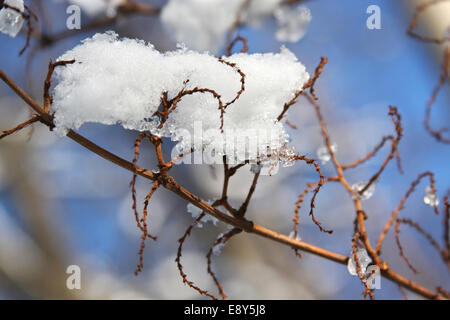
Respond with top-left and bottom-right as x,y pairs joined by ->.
51,32 -> 310,165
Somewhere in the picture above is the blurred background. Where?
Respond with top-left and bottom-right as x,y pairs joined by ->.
0,0 -> 449,299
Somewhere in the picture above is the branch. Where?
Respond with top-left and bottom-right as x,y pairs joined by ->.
33,1 -> 160,48
407,0 -> 450,44
0,69 -> 446,300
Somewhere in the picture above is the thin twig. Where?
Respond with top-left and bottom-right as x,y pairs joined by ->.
175,213 -> 218,300
0,115 -> 40,140
377,172 -> 438,255
407,0 -> 450,44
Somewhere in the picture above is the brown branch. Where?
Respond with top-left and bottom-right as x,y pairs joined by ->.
394,218 -> 443,274
218,57 -> 246,109
285,119 -> 298,129
0,69 -> 447,300
397,218 -> 446,266
175,213 -> 218,300
444,196 -> 450,259
357,106 -> 403,196
206,228 -> 242,299
225,0 -> 311,51
159,84 -> 226,132
292,181 -> 317,255
214,156 -> 240,216
277,57 -> 328,121
407,0 -> 450,143
293,177 -> 339,228
301,56 -> 328,101
135,181 -> 159,275
293,154 -> 332,234
398,284 -> 408,300
424,46 -> 450,143
283,0 -> 311,4
437,286 -> 450,298
304,92 -> 384,270
33,1 -> 160,49
341,135 -> 402,171
237,171 -> 260,217
225,0 -> 252,48
225,35 -> 249,57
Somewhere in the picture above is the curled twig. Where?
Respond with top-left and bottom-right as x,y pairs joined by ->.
358,106 -> 403,196
0,2 -> 38,55
225,0 -> 252,48
407,0 -> 450,44
1,50 -> 448,300
158,84 -> 226,132
424,47 -> 450,143
301,56 -> 328,101
342,135 -> 403,173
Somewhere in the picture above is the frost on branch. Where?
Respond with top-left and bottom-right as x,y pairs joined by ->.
160,0 -> 311,53
51,32 -> 310,164
0,0 -> 25,38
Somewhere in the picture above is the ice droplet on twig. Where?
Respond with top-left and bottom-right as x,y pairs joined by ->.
0,0 -> 25,38
275,5 -> 311,43
347,248 -> 372,276
316,143 -> 337,164
187,201 -> 218,228
351,181 -> 375,201
424,186 -> 439,207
